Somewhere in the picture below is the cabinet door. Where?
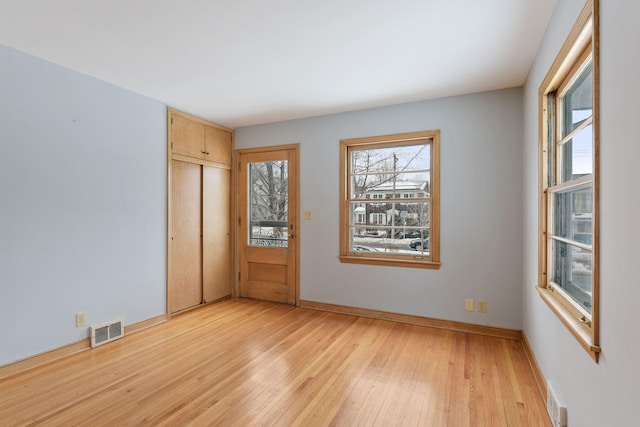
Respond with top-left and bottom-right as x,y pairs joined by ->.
204,125 -> 232,164
203,166 -> 231,301
172,115 -> 204,159
170,160 -> 203,313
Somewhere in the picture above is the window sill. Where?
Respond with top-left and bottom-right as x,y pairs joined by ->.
339,255 -> 441,270
537,286 -> 600,362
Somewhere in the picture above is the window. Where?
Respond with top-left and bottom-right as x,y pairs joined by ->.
538,0 -> 599,361
369,213 -> 387,225
340,130 -> 440,269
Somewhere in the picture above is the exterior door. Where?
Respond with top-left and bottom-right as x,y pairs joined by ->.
237,145 -> 299,305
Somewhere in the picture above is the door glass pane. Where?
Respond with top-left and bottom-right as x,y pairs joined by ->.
550,239 -> 592,313
249,160 -> 288,247
551,183 -> 593,245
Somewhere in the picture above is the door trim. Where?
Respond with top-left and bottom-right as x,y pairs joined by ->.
235,143 -> 300,305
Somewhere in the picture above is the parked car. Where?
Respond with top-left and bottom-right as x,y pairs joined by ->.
393,230 -> 422,239
353,245 -> 379,252
409,237 -> 429,251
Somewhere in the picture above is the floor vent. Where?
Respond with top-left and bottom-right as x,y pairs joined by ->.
546,381 -> 567,427
90,318 -> 124,348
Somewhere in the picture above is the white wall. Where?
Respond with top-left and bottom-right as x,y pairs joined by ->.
236,88 -> 524,329
522,0 -> 640,425
0,45 -> 167,366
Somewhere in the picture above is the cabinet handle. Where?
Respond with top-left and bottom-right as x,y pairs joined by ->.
201,150 -> 210,155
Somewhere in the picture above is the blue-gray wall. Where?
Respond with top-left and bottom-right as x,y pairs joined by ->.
236,88 -> 525,329
523,0 -> 640,425
0,45 -> 167,365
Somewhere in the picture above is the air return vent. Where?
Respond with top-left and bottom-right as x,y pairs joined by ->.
546,381 -> 567,427
90,318 -> 124,348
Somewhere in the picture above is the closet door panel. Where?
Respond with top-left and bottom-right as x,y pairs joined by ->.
204,126 -> 232,165
172,115 -> 204,159
203,166 -> 231,301
170,160 -> 203,313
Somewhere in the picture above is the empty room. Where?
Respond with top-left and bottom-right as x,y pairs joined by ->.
1,0 -> 638,425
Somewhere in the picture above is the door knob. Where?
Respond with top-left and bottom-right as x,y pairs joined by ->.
288,233 -> 295,239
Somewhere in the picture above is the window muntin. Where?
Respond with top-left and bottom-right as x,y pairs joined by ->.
538,0 -> 599,361
340,131 -> 440,269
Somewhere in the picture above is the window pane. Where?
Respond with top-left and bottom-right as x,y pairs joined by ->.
249,161 -> 288,247
350,228 -> 429,255
562,61 -> 593,137
560,124 -> 592,182
349,200 -> 430,256
551,184 -> 593,245
349,201 -> 430,228
550,239 -> 592,313
350,145 -> 430,199
249,224 -> 288,247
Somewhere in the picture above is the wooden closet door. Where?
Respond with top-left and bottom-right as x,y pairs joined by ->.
202,166 -> 231,301
170,160 -> 203,313
204,125 -> 232,164
172,115 -> 204,159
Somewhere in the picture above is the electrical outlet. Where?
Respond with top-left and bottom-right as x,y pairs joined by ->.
478,300 -> 487,313
303,210 -> 312,220
465,299 -> 474,312
76,312 -> 87,327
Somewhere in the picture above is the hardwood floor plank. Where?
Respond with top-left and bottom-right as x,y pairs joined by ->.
0,299 -> 549,426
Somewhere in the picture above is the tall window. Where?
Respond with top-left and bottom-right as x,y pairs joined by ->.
340,131 -> 440,269
539,0 -> 599,361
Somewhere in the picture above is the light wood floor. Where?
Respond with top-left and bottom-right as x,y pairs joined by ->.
0,299 -> 549,426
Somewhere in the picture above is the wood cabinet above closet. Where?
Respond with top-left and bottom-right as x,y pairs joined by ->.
170,110 -> 233,166
167,108 -> 234,315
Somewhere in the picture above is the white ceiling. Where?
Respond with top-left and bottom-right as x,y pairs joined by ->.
0,0 -> 557,128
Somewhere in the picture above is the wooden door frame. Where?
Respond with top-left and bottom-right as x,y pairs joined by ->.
234,143 -> 300,305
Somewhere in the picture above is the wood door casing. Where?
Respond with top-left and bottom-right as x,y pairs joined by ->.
203,166 -> 231,302
237,146 -> 299,305
170,160 -> 203,313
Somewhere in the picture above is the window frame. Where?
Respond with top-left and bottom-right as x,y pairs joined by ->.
339,130 -> 440,269
538,0 -> 600,362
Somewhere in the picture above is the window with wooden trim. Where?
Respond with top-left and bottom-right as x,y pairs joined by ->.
538,0 -> 600,361
340,131 -> 440,269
